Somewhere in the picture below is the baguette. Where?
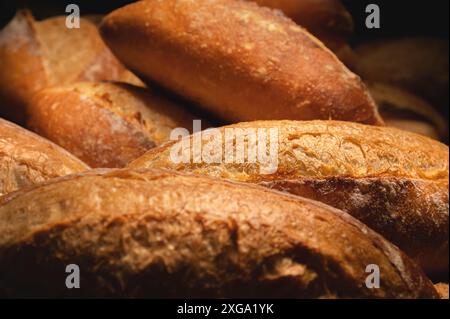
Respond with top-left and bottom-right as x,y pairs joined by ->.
0,10 -> 142,124
129,120 -> 449,277
250,0 -> 353,52
0,118 -> 89,196
354,38 -> 449,116
27,82 -> 199,168
0,168 -> 438,298
100,0 -> 382,125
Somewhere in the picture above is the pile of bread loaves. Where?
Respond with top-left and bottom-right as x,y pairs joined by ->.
0,0 -> 448,298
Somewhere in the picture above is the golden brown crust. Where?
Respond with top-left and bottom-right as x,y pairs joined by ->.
251,0 -> 353,51
128,120 -> 449,275
100,0 -> 381,125
0,10 -> 142,124
0,118 -> 89,196
27,82 -> 197,168
0,168 -> 438,298
434,283 -> 449,299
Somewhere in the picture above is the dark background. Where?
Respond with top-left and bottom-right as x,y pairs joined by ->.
0,0 -> 449,43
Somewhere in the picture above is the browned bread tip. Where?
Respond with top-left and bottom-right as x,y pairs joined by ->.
0,118 -> 89,196
100,0 -> 382,125
128,120 -> 449,277
250,0 -> 354,52
0,10 -> 143,124
0,168 -> 439,298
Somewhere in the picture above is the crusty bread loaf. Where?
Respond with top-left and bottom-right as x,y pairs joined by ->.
0,168 -> 438,298
434,283 -> 449,299
354,38 -> 449,116
129,120 -> 449,277
367,82 -> 448,141
26,81 -> 199,168
0,118 -> 89,196
250,0 -> 353,52
100,0 -> 382,125
0,10 -> 142,124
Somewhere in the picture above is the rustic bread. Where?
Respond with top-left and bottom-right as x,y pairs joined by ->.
100,0 -> 381,125
128,120 -> 449,277
26,81 -> 199,168
0,10 -> 142,124
250,0 -> 353,52
0,118 -> 89,196
367,82 -> 448,141
354,38 -> 449,116
434,283 -> 449,299
0,168 -> 438,298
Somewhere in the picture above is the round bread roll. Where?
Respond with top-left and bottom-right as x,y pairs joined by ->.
27,81 -> 199,168
0,169 -> 438,298
100,0 -> 382,125
0,118 -> 89,196
129,120 -> 449,277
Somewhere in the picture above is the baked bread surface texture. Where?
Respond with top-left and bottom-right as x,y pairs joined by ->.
0,10 -> 142,124
128,120 -> 449,276
0,118 -> 89,196
100,0 -> 381,124
0,169 -> 438,298
27,82 -> 197,168
250,0 -> 353,51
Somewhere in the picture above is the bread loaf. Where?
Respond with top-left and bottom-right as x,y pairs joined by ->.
100,0 -> 382,125
354,38 -> 449,116
0,169 -> 438,298
27,81 -> 199,168
434,283 -> 449,299
0,10 -> 142,124
367,82 -> 448,141
0,118 -> 89,196
250,0 -> 353,52
128,120 -> 449,277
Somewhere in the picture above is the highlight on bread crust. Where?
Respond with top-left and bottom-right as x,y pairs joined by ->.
0,168 -> 439,298
0,10 -> 142,124
250,0 -> 353,52
100,0 -> 382,125
128,120 -> 449,277
0,118 -> 89,196
26,81 -> 199,168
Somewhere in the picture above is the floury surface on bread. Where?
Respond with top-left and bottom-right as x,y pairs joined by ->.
128,120 -> 449,277
0,169 -> 439,298
100,0 -> 382,125
0,118 -> 89,196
